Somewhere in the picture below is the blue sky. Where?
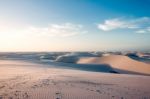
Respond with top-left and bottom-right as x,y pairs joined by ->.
0,0 -> 150,52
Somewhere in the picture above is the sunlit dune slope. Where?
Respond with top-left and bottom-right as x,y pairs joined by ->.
77,55 -> 150,75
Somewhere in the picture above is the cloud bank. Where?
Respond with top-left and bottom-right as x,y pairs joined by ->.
0,22 -> 87,39
97,17 -> 150,34
26,23 -> 87,37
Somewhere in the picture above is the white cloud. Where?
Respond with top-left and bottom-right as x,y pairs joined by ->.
0,22 -> 87,39
136,27 -> 150,34
98,19 -> 125,31
97,17 -> 150,33
135,30 -> 147,34
98,18 -> 139,31
26,23 -> 87,37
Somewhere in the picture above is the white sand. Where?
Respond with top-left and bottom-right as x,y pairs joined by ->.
77,55 -> 150,75
0,60 -> 150,99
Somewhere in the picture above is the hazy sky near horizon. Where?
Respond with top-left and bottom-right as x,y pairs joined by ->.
0,0 -> 150,52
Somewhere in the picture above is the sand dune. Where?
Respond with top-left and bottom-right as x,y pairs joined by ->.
0,60 -> 150,99
77,55 -> 150,75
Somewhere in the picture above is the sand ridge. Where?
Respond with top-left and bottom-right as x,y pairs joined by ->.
77,55 -> 150,75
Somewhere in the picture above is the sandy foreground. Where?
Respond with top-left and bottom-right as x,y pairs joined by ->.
0,60 -> 150,99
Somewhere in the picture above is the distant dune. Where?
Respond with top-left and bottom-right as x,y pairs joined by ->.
77,55 -> 150,75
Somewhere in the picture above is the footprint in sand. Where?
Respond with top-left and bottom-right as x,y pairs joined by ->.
55,91 -> 62,99
0,85 -> 5,89
23,92 -> 29,98
8,97 -> 13,99
96,90 -> 102,94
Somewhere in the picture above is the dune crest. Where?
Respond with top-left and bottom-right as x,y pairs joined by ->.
77,55 -> 150,75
